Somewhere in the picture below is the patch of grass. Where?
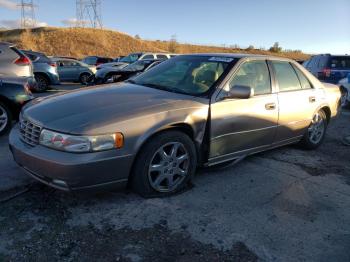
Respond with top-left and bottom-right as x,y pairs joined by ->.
0,27 -> 310,60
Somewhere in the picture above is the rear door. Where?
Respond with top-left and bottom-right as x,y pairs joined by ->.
57,60 -> 76,81
270,60 -> 319,144
209,59 -> 278,164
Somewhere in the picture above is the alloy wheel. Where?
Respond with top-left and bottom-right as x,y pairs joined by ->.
148,142 -> 190,193
0,104 -> 8,132
308,112 -> 325,144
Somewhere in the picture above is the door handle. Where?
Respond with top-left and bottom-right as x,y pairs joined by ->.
309,96 -> 316,103
265,103 -> 276,110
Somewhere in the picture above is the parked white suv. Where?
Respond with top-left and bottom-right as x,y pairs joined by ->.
97,52 -> 177,70
0,42 -> 33,78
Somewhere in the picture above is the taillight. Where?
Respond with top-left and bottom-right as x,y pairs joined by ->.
323,68 -> 331,78
14,56 -> 31,66
48,62 -> 56,67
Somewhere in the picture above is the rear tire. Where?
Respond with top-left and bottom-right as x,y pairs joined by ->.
0,102 -> 12,136
34,74 -> 49,92
131,131 -> 197,198
299,110 -> 327,150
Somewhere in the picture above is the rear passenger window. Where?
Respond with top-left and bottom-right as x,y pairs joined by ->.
292,65 -> 313,89
156,54 -> 168,59
142,55 -> 154,60
272,61 -> 301,92
229,60 -> 271,95
330,57 -> 350,69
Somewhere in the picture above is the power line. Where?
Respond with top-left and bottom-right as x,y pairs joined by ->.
76,0 -> 102,29
18,0 -> 36,28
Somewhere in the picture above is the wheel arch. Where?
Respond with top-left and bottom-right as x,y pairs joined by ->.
127,123 -> 199,185
0,95 -> 16,117
34,72 -> 51,84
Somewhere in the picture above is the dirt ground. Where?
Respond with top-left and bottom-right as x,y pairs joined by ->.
0,86 -> 349,261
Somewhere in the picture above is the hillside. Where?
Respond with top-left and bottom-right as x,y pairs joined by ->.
0,27 -> 309,60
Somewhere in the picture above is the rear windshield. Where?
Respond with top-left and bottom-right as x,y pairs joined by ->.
23,51 -> 51,63
329,56 -> 350,69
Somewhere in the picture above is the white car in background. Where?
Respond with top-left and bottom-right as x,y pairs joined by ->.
339,75 -> 350,108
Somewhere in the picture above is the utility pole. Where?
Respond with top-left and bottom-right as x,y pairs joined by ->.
76,0 -> 102,29
18,0 -> 36,28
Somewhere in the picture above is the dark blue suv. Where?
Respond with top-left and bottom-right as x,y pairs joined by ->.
303,54 -> 350,84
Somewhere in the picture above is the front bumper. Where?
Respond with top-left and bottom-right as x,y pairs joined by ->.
9,125 -> 134,191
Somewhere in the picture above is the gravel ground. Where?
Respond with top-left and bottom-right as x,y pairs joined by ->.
0,85 -> 349,261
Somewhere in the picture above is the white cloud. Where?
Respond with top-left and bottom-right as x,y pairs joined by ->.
0,0 -> 18,10
0,19 -> 48,29
61,18 -> 88,27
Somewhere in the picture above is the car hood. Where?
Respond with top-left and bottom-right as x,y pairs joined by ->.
23,83 -> 208,134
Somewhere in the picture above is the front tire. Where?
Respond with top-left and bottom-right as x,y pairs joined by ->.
340,87 -> 350,109
299,110 -> 327,150
79,73 -> 91,85
0,102 -> 12,136
131,131 -> 197,198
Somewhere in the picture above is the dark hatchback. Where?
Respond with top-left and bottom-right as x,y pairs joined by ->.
0,77 -> 34,135
303,54 -> 350,84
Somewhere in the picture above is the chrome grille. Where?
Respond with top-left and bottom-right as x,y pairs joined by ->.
19,117 -> 42,146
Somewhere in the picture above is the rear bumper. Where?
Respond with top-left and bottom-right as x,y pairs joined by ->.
47,73 -> 60,85
9,125 -> 134,191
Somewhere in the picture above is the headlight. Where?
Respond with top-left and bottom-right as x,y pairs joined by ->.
39,129 -> 124,153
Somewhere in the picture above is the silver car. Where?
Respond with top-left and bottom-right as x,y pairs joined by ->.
9,54 -> 341,197
0,42 -> 33,78
53,58 -> 96,84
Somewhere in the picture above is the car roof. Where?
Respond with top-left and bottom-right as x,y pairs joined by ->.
0,42 -> 15,47
52,58 -> 80,62
185,53 -> 302,63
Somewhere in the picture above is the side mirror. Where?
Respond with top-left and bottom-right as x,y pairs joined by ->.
226,85 -> 254,99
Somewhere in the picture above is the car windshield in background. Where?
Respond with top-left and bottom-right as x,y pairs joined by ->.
124,60 -> 153,71
131,55 -> 235,95
82,57 -> 97,65
120,53 -> 142,63
330,56 -> 350,69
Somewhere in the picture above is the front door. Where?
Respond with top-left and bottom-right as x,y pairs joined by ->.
209,59 -> 278,165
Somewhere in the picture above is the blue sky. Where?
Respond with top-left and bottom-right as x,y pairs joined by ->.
0,0 -> 349,54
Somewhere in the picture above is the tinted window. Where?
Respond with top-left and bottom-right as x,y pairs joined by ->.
302,59 -> 310,67
25,53 -> 38,61
292,65 -> 313,89
329,56 -> 350,69
272,61 -> 301,92
318,57 -> 328,68
309,57 -> 318,69
156,54 -> 168,59
142,55 -> 154,60
229,60 -> 271,95
119,54 -> 141,63
83,57 -> 97,65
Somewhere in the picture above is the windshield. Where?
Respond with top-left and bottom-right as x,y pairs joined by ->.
131,55 -> 235,95
124,60 -> 153,71
120,53 -> 142,63
82,57 -> 97,65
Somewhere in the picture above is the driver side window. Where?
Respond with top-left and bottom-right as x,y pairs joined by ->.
228,60 -> 271,96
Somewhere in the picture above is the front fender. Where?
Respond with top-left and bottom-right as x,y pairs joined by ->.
132,106 -> 209,154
